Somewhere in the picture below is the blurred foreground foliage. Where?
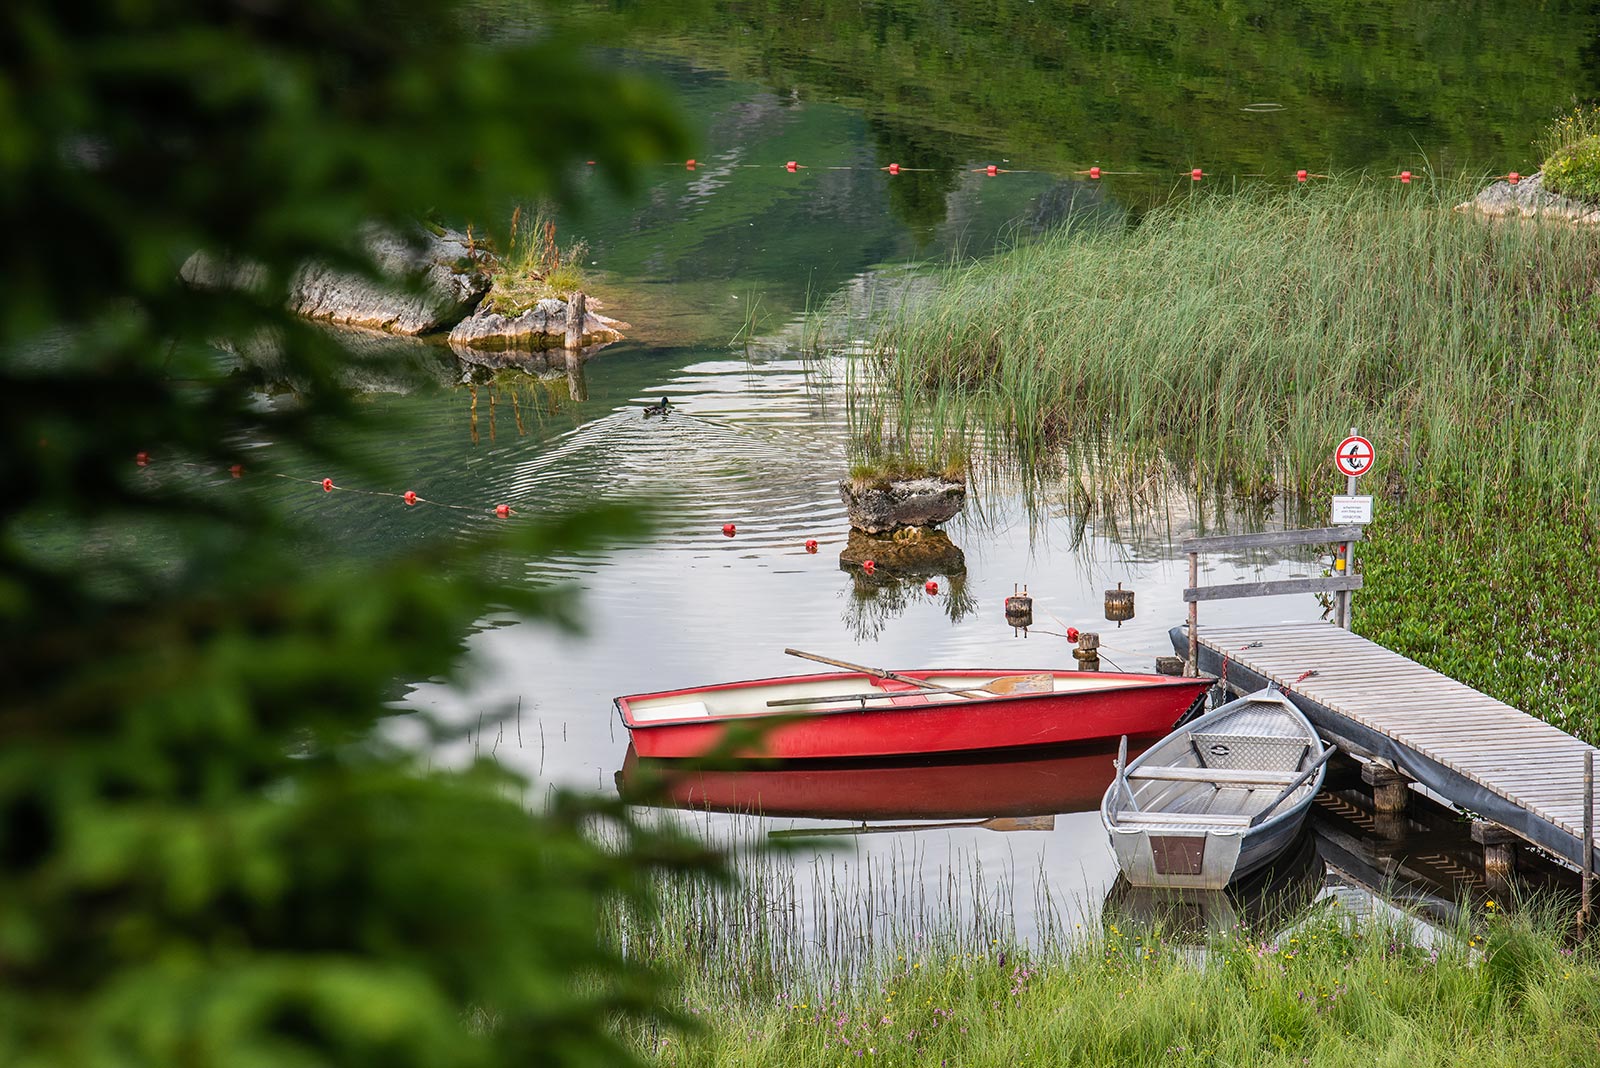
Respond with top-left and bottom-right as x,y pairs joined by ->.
0,2 -> 713,1066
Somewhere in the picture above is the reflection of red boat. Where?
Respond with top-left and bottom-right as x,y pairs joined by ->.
614,668 -> 1210,761
617,741 -> 1141,820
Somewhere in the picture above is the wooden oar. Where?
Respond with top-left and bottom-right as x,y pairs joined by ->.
765,673 -> 1054,708
784,648 -> 1020,699
768,814 -> 1056,839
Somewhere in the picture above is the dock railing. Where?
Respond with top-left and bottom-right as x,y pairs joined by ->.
1182,525 -> 1366,675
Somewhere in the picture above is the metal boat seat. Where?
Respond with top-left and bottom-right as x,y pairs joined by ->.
1126,765 -> 1298,786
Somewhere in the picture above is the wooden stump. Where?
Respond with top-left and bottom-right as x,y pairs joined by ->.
564,291 -> 587,350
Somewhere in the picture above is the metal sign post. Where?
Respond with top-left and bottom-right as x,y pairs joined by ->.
1332,428 -> 1373,629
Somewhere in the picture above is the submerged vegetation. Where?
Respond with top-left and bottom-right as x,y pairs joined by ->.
609,848 -> 1600,1068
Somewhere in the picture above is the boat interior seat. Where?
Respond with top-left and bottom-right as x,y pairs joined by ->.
631,700 -> 712,722
1114,811 -> 1253,828
1127,765 -> 1298,786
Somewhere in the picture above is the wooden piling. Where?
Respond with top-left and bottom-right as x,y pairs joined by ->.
1361,761 -> 1412,814
1582,751 -> 1594,929
1471,821 -> 1519,892
1073,630 -> 1100,671
564,291 -> 587,350
1186,550 -> 1198,676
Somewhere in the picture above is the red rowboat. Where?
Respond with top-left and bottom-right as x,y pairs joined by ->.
617,741 -> 1136,819
614,667 -> 1210,761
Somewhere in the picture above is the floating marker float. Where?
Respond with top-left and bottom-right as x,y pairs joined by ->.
496,504 -> 511,518
723,523 -> 737,537
805,539 -> 818,553
925,580 -> 939,594
403,490 -> 417,506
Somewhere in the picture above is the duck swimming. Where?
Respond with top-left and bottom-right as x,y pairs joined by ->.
642,397 -> 673,418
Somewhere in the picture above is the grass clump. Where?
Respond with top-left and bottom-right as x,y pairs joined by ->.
483,203 -> 591,314
862,180 -> 1600,508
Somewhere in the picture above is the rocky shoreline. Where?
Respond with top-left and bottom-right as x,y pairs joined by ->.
1456,171 -> 1600,225
183,223 -> 628,352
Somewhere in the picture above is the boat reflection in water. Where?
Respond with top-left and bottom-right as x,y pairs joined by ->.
1103,829 -> 1326,941
616,738 -> 1133,824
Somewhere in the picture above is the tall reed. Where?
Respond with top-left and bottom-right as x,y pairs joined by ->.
859,178 -> 1600,510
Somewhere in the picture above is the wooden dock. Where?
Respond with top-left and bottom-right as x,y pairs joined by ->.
1173,620 -> 1600,876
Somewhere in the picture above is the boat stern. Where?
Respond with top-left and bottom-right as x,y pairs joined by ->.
1107,825 -> 1244,891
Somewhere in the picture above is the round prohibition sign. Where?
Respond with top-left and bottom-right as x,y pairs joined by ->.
1334,435 -> 1374,477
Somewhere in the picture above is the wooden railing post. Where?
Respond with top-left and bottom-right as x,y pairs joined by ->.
1582,750 -> 1594,930
1186,550 -> 1199,676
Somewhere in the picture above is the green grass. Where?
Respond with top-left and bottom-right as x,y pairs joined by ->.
608,846 -> 1600,1068
859,178 -> 1600,508
483,203 -> 592,314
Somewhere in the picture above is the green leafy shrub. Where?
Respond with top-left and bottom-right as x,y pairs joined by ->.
1543,133 -> 1600,203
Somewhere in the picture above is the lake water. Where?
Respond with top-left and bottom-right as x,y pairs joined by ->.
281,3 -> 1596,936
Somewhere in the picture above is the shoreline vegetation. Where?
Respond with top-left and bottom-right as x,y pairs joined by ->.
839,174 -> 1600,741
609,850 -> 1600,1067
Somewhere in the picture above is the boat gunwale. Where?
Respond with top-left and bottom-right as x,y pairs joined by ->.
615,669 -> 1211,730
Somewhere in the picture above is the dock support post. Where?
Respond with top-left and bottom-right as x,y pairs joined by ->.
1186,550 -> 1198,676
1470,821 -> 1518,893
1582,751 -> 1594,930
1361,762 -> 1411,813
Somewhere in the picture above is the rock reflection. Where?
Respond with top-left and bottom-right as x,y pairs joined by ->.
838,528 -> 974,640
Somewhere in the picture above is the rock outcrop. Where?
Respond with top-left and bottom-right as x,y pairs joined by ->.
182,224 -> 493,336
1456,171 -> 1600,225
448,297 -> 628,351
288,225 -> 491,334
839,475 -> 966,534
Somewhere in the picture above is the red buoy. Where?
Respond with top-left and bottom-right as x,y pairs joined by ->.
722,523 -> 736,537
229,464 -> 243,478
495,504 -> 511,518
1066,626 -> 1080,642
925,580 -> 939,594
135,451 -> 150,467
1400,170 -> 1413,184
1508,171 -> 1521,185
403,490 -> 418,506
888,163 -> 900,175
321,478 -> 333,492
785,161 -> 798,172
862,559 -> 876,574
686,159 -> 696,170
1190,168 -> 1203,181
1297,169 -> 1309,182
805,538 -> 818,553
1089,166 -> 1101,180
985,164 -> 998,177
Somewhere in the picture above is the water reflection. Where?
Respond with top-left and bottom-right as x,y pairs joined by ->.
1104,830 -> 1325,942
617,739 -> 1128,821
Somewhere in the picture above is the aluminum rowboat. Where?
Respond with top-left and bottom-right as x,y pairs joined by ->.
1101,687 -> 1335,890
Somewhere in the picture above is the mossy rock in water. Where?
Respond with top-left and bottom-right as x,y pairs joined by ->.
1543,133 -> 1600,204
